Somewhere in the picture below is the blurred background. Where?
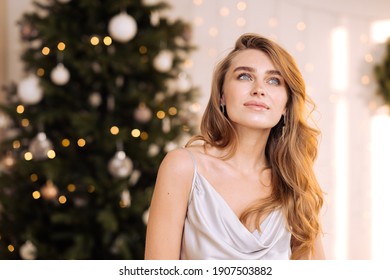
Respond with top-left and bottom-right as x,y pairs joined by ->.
1,0 -> 390,260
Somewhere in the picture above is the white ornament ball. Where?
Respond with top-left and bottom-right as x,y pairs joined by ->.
20,240 -> 37,260
148,144 -> 160,157
134,103 -> 152,123
108,151 -> 133,178
153,50 -> 174,72
50,63 -> 70,85
176,72 -> 192,93
17,75 -> 43,105
108,12 -> 137,43
89,92 -> 102,107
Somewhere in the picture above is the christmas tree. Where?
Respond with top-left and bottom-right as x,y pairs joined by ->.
0,0 -> 199,260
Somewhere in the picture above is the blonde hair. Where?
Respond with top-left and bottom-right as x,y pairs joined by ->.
186,33 -> 323,259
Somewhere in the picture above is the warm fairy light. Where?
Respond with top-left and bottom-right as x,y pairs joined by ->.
365,53 -> 373,63
16,105 -> 24,114
42,47 -> 50,55
183,58 -> 193,69
131,129 -> 141,138
361,75 -> 370,85
194,17 -> 204,26
110,126 -> 120,135
77,138 -> 86,147
168,107 -> 177,116
189,102 -> 201,113
13,140 -> 21,149
58,195 -> 67,204
57,42 -> 66,51
32,191 -> 41,199
140,131 -> 149,140
30,173 -> 38,182
37,68 -> 45,77
236,17 -> 246,27
24,152 -> 33,161
156,110 -> 166,119
62,138 -> 70,147
193,0 -> 203,5
220,7 -> 230,17
87,185 -> 95,193
139,46 -> 147,54
21,119 -> 30,127
208,27 -> 219,37
103,36 -> 112,46
297,21 -> 306,31
296,42 -> 305,51
67,184 -> 76,192
47,150 -> 56,159
237,1 -> 247,11
90,36 -> 99,46
8,245 -> 15,252
268,17 -> 278,27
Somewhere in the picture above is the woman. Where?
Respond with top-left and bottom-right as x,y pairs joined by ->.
144,33 -> 325,260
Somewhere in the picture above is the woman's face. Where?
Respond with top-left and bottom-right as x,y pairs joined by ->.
222,49 -> 288,132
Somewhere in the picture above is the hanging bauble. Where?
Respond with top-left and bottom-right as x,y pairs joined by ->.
164,141 -> 177,152
17,75 -> 43,105
40,180 -> 58,200
89,92 -> 102,107
50,63 -> 70,86
176,72 -> 192,93
153,50 -> 174,72
134,103 -> 152,123
108,12 -> 137,43
162,117 -> 171,133
120,189 -> 131,208
148,144 -> 160,157
128,169 -> 141,186
20,240 -> 37,260
108,151 -> 133,178
150,11 -> 160,26
29,132 -> 53,160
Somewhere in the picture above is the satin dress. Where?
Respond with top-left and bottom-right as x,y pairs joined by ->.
180,149 -> 292,260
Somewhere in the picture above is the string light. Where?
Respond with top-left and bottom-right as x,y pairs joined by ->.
47,150 -> 56,159
57,42 -> 66,51
194,17 -> 204,26
220,7 -> 230,17
67,184 -> 76,192
236,17 -> 246,27
168,107 -> 177,116
7,245 -> 15,252
24,152 -> 33,161
110,126 -> 119,135
139,46 -> 147,54
103,36 -> 112,46
61,138 -> 70,147
21,119 -> 29,127
36,68 -> 45,76
140,131 -> 149,140
30,173 -> 38,182
296,21 -> 306,31
90,36 -> 99,46
87,185 -> 95,193
42,47 -> 50,55
32,191 -> 41,199
236,1 -> 247,11
16,105 -> 24,114
156,110 -> 166,119
365,53 -> 373,63
77,138 -> 86,147
193,0 -> 203,6
13,140 -> 21,149
208,27 -> 219,37
361,75 -> 370,85
131,129 -> 141,137
58,195 -> 67,204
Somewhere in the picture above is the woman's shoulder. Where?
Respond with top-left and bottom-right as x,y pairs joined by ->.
158,147 -> 197,176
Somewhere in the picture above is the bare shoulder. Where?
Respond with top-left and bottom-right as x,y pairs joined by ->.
158,147 -> 195,179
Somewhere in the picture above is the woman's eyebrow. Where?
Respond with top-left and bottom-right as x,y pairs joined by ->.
233,66 -> 282,76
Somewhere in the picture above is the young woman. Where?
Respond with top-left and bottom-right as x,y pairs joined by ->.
144,33 -> 325,260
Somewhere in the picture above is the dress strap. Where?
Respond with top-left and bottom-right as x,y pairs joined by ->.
183,148 -> 198,175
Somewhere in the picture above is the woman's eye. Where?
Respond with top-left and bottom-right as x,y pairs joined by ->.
238,73 -> 252,81
267,77 -> 281,85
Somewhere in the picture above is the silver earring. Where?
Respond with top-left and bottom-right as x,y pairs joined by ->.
281,115 -> 286,140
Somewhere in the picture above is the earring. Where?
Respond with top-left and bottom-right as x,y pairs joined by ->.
281,115 -> 286,141
220,104 -> 225,115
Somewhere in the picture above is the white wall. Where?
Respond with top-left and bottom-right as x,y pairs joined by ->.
5,0 -> 390,260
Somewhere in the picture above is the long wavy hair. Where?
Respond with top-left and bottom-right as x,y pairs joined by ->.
186,33 -> 324,259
